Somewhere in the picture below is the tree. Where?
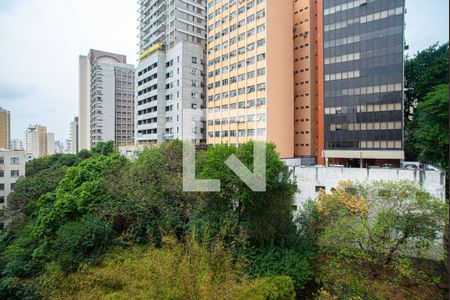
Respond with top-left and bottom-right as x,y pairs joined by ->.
50,215 -> 112,271
1,153 -> 128,282
26,153 -> 80,176
404,42 -> 449,160
3,152 -> 87,227
1,141 -> 312,298
315,180 -> 448,299
413,84 -> 449,172
91,141 -> 116,156
195,142 -> 297,248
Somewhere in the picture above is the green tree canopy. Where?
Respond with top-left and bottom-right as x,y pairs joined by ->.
404,42 -> 449,160
413,84 -> 449,172
315,180 -> 448,299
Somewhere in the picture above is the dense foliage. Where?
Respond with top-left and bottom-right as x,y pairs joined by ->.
413,84 -> 449,172
404,42 -> 449,162
41,237 -> 296,300
0,141 -> 311,299
0,140 -> 447,299
314,181 -> 448,299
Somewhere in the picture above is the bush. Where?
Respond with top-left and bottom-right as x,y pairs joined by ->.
41,237 -> 244,299
50,215 -> 112,271
0,276 -> 39,300
243,247 -> 313,292
240,276 -> 296,300
315,180 -> 447,299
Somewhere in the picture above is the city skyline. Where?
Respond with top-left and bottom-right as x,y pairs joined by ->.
0,0 -> 448,142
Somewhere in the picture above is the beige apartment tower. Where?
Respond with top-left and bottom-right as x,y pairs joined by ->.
0,107 -> 11,149
25,125 -> 48,159
206,0 -> 294,158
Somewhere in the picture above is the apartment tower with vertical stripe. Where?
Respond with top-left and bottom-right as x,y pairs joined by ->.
78,50 -> 135,150
135,0 -> 207,145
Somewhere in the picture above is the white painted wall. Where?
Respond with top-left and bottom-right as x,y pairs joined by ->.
290,166 -> 446,210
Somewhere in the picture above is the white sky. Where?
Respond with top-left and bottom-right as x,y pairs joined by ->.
0,0 -> 448,142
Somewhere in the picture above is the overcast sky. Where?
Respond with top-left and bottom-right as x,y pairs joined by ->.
0,0 -> 448,142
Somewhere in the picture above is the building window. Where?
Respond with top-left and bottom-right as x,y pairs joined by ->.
0,170 -> 3,177
11,170 -> 19,177
315,186 -> 326,192
10,157 -> 19,165
0,184 -> 4,191
192,57 -> 198,64
0,196 -> 4,204
0,157 -> 3,164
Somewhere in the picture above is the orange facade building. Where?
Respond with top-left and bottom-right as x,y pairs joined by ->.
207,0 -> 405,166
293,0 -> 324,164
206,0 -> 294,158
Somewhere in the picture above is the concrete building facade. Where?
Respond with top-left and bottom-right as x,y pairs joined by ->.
10,139 -> 23,151
25,125 -> 48,159
293,0 -> 325,162
138,0 -> 207,54
69,116 -> 79,154
0,149 -> 25,210
206,0 -> 294,158
79,55 -> 91,150
47,133 -> 55,155
0,107 -> 11,150
79,50 -> 135,149
135,0 -> 207,145
136,41 -> 206,144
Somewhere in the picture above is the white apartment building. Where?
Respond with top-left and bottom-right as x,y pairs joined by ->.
138,0 -> 207,53
0,149 -> 25,210
47,133 -> 55,155
135,0 -> 207,145
10,139 -> 23,151
69,116 -> 79,154
25,125 -> 54,159
79,50 -> 135,149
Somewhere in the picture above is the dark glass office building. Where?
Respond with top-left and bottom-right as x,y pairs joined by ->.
322,0 -> 405,166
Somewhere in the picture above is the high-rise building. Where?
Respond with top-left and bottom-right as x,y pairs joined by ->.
320,0 -> 405,167
206,0 -> 294,158
25,125 -> 54,159
206,0 -> 405,166
0,107 -> 11,149
47,132 -> 55,155
293,0 -> 323,162
135,0 -> 207,145
78,50 -> 135,149
10,139 -> 23,151
69,116 -> 79,154
79,55 -> 91,150
0,149 -> 25,214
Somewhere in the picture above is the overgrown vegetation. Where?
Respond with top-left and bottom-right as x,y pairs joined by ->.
314,181 -> 448,299
404,42 -> 449,170
0,42 -> 447,299
0,140 -> 446,299
0,141 -> 310,299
